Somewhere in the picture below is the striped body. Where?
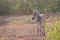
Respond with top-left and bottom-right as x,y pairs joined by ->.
32,9 -> 46,40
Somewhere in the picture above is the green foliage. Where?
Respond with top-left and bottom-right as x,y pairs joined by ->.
0,0 -> 60,15
0,0 -> 10,15
46,20 -> 60,40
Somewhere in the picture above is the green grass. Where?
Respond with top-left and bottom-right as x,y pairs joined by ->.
0,16 -> 36,24
46,20 -> 60,40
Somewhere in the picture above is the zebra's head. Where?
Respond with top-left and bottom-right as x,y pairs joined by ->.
32,9 -> 40,20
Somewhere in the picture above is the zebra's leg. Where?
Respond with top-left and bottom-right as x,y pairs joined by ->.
37,22 -> 42,40
40,23 -> 46,40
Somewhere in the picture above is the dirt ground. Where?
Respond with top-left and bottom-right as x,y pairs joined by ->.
0,14 -> 60,40
0,15 -> 38,40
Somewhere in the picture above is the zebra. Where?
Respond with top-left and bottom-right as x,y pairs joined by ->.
32,9 -> 46,40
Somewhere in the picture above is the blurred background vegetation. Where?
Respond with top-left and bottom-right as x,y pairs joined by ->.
0,0 -> 60,40
0,0 -> 60,15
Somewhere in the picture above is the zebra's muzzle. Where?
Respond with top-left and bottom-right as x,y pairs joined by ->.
32,17 -> 35,20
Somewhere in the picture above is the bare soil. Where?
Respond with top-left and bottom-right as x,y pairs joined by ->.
0,14 -> 60,40
0,15 -> 37,40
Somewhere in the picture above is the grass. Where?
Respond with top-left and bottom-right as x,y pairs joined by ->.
0,15 -> 60,40
0,16 -> 36,24
46,20 -> 60,40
